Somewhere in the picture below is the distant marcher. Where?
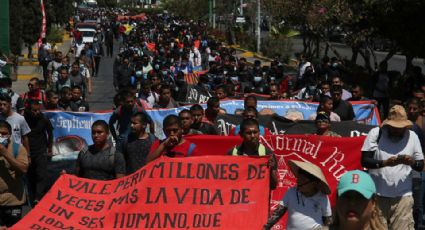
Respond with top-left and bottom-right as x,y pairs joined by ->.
228,118 -> 277,190
153,85 -> 178,109
109,91 -> 154,152
331,85 -> 355,121
0,95 -> 31,153
123,112 -> 156,174
147,115 -> 199,163
73,120 -> 126,180
314,111 -> 341,137
69,86 -> 90,112
309,95 -> 341,122
179,110 -> 202,135
24,99 -> 53,205
190,104 -> 217,135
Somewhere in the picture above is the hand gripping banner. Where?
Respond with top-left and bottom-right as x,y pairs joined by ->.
12,156 -> 270,230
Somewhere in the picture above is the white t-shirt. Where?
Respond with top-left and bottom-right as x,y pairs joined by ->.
299,61 -> 314,77
0,59 -> 6,68
6,112 -> 31,145
280,187 -> 331,230
362,127 -> 424,197
75,43 -> 85,57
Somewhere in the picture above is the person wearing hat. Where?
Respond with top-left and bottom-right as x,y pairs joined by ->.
361,105 -> 424,230
332,170 -> 385,230
314,111 -> 341,137
263,160 -> 332,230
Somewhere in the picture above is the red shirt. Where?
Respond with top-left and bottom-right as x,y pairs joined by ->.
149,139 -> 199,158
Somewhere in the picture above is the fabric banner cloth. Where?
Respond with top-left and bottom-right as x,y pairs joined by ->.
43,100 -> 378,142
37,0 -> 46,48
185,135 -> 365,229
44,111 -> 112,145
182,85 -> 212,104
216,114 -> 375,137
12,156 -> 270,230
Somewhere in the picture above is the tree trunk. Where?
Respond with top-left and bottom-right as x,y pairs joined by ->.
351,46 -> 359,64
324,42 -> 329,57
358,48 -> 372,72
326,41 -> 343,61
405,53 -> 414,75
382,48 -> 397,63
27,43 -> 33,60
315,36 -> 320,58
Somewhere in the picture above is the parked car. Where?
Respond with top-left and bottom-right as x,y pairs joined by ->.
78,28 -> 96,44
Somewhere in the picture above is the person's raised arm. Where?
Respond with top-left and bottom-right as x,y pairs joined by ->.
0,144 -> 28,174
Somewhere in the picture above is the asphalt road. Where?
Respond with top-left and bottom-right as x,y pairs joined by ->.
87,44 -> 118,111
288,37 -> 425,74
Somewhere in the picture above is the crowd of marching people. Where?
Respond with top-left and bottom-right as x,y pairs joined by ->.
1,6 -> 425,230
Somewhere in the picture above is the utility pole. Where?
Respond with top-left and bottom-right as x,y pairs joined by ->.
240,0 -> 243,15
256,0 -> 261,52
209,0 -> 212,27
212,0 -> 216,29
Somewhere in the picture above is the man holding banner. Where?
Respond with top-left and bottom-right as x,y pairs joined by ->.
227,118 -> 277,190
147,115 -> 198,162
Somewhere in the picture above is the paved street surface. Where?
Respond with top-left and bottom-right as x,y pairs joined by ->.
87,45 -> 118,111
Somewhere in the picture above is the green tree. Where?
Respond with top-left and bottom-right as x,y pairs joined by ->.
97,0 -> 118,8
9,0 -> 24,55
21,0 -> 42,57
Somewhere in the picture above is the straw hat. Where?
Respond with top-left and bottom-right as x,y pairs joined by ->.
382,105 -> 413,128
288,160 -> 331,195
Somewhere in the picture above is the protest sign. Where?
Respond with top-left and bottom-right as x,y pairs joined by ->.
12,156 -> 270,230
216,114 -> 375,137
44,111 -> 112,145
183,85 -> 212,104
27,133 -> 364,229
185,135 -> 365,229
219,100 -> 380,125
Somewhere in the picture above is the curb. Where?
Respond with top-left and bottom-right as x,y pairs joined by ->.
230,45 -> 273,62
17,73 -> 39,81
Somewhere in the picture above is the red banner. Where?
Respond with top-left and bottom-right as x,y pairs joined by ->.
37,0 -> 47,48
185,135 -> 365,229
12,156 -> 270,229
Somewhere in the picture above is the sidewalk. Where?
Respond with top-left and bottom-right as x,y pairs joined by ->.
13,33 -> 72,95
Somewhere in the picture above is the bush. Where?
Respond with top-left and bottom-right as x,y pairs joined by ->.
235,31 -> 256,51
260,36 -> 292,63
46,26 -> 64,43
